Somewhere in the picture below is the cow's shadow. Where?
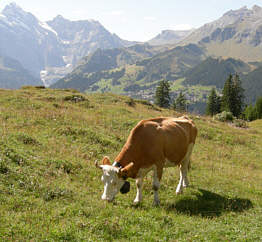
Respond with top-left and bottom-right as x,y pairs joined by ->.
165,189 -> 253,218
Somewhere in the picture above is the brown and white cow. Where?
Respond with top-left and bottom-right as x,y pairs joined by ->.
96,116 -> 197,205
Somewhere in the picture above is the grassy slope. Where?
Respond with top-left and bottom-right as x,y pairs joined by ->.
0,87 -> 262,241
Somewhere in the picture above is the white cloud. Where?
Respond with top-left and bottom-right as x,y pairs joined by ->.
144,16 -> 156,21
173,24 -> 193,30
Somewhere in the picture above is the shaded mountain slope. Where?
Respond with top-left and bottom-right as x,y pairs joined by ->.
0,55 -> 42,89
183,57 -> 251,88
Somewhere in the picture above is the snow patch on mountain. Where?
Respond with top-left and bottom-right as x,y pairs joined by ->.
38,21 -> 58,36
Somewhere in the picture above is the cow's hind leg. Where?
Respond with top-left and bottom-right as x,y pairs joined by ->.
176,144 -> 194,194
176,163 -> 188,194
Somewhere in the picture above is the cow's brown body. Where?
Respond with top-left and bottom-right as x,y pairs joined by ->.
115,116 -> 197,180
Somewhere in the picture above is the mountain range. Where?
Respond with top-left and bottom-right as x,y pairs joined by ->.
1,3 -> 262,112
0,3 -> 135,87
182,5 -> 262,62
52,5 -> 262,110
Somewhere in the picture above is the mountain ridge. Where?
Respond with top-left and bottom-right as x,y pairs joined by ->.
148,29 -> 193,46
180,5 -> 262,62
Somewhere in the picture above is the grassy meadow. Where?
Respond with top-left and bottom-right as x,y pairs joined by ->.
0,86 -> 262,241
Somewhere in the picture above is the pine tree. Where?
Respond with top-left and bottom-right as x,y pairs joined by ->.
173,92 -> 187,112
155,80 -> 171,108
231,73 -> 245,117
222,73 -> 234,113
206,88 -> 221,116
222,73 -> 245,117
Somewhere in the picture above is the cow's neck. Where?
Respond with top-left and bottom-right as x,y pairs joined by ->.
114,142 -> 141,178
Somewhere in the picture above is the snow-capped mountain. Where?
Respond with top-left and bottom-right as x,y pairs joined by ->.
0,3 -> 64,79
0,3 -> 135,86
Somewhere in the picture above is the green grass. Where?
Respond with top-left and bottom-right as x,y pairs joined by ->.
0,87 -> 262,241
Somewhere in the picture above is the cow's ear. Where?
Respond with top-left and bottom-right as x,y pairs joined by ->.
102,156 -> 111,165
118,162 -> 134,178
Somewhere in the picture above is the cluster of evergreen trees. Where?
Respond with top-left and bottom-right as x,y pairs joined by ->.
206,74 -> 245,117
154,75 -> 261,121
206,73 -> 262,121
154,80 -> 187,112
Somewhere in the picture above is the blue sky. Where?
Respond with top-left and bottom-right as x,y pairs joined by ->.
1,0 -> 262,41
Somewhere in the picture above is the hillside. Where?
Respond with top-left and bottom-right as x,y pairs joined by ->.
0,87 -> 262,240
241,65 -> 262,103
64,43 -> 168,75
51,44 -> 207,102
0,55 -> 42,88
184,57 -> 250,88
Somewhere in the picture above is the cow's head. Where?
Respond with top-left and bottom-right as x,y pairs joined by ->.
96,156 -> 133,202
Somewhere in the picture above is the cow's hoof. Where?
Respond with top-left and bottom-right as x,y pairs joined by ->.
176,190 -> 183,195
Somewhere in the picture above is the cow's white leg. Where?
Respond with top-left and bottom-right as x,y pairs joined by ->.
176,144 -> 194,194
176,158 -> 189,194
134,178 -> 143,204
176,166 -> 185,194
152,167 -> 160,206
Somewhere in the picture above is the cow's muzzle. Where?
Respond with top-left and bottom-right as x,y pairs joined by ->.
120,181 -> 130,194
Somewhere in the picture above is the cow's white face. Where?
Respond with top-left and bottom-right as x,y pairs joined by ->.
100,165 -> 125,202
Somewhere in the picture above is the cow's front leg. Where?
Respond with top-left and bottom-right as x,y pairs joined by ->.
134,178 -> 143,204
